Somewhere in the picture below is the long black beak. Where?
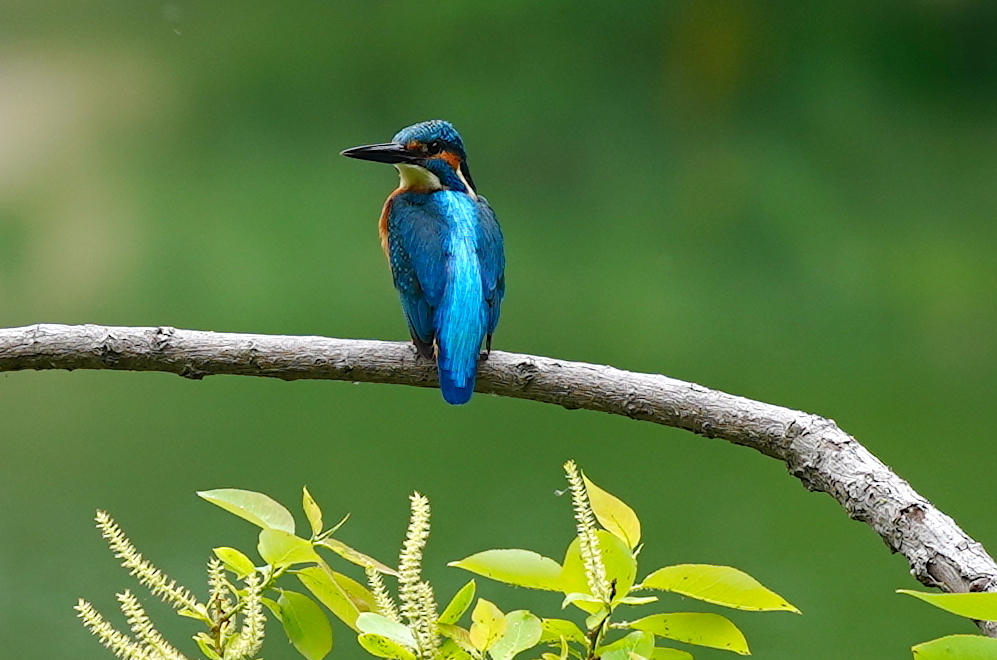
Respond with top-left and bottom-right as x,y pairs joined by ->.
340,142 -> 418,164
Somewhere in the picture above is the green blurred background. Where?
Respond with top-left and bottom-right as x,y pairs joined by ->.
1,1 -> 996,658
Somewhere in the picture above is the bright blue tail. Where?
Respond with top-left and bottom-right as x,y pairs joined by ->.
432,191 -> 489,405
439,368 -> 476,405
436,298 -> 485,405
435,238 -> 486,405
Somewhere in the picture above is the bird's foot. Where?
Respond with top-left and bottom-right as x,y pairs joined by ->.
411,337 -> 435,360
478,349 -> 490,362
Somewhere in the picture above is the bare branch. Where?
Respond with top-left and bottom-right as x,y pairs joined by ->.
3,323 -> 995,633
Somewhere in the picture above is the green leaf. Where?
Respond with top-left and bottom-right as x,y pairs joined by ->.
539,619 -> 587,645
561,593 -> 604,609
439,623 -> 478,655
450,549 -> 563,591
560,531 -> 638,611
490,610 -> 543,660
359,633 -> 418,660
259,529 -> 322,567
582,473 -> 641,550
618,596 -> 658,606
585,610 -> 610,631
213,546 -> 256,579
439,637 -> 476,660
642,564 -> 799,613
558,634 -> 572,660
329,570 -> 379,613
899,590 -> 997,621
198,488 -> 295,533
296,565 -> 363,631
440,580 -> 477,625
650,649 -> 694,660
277,590 -> 334,660
440,623 -> 481,658
357,612 -> 418,649
178,604 -> 211,624
627,613 -> 749,655
470,598 -> 507,652
303,487 -> 323,537
317,537 -> 399,576
262,596 -> 282,618
912,634 -> 997,659
194,633 -> 223,660
598,631 -> 654,660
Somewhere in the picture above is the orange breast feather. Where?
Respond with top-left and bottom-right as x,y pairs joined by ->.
378,189 -> 402,257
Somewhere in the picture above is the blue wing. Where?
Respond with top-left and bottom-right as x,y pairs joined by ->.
386,192 -> 448,356
475,195 -> 506,338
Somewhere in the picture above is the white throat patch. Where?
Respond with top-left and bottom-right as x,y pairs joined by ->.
395,163 -> 443,191
394,162 -> 478,199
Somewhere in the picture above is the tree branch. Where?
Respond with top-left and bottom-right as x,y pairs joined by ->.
3,323 -> 995,633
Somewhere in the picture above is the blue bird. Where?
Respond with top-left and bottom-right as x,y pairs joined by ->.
342,120 -> 505,404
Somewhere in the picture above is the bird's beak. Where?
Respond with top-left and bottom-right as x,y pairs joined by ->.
340,142 -> 418,164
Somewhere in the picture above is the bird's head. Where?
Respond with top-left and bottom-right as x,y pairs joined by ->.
341,120 -> 477,197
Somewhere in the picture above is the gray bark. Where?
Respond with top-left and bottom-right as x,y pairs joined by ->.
1,323 -> 994,632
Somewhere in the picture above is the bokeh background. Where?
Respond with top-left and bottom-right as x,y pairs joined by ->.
2,2 -> 996,658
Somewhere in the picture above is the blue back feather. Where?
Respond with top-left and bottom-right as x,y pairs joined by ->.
434,192 -> 487,404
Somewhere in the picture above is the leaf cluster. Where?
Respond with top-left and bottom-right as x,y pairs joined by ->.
449,461 -> 799,660
78,464 -> 800,660
76,511 -> 267,660
199,487 -> 396,660
898,589 -> 997,659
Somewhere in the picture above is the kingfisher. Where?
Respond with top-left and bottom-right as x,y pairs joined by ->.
341,120 -> 505,405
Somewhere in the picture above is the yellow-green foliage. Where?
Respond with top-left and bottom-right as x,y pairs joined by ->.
898,590 -> 997,659
81,467 -> 800,660
77,512 -> 266,660
449,461 -> 800,659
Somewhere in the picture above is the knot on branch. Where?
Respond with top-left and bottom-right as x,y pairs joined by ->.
92,329 -> 124,365
514,359 -> 541,383
151,326 -> 177,351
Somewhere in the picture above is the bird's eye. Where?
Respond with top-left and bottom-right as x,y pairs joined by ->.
426,140 -> 443,155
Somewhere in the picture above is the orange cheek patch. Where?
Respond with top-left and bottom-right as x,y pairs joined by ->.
439,151 -> 462,170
